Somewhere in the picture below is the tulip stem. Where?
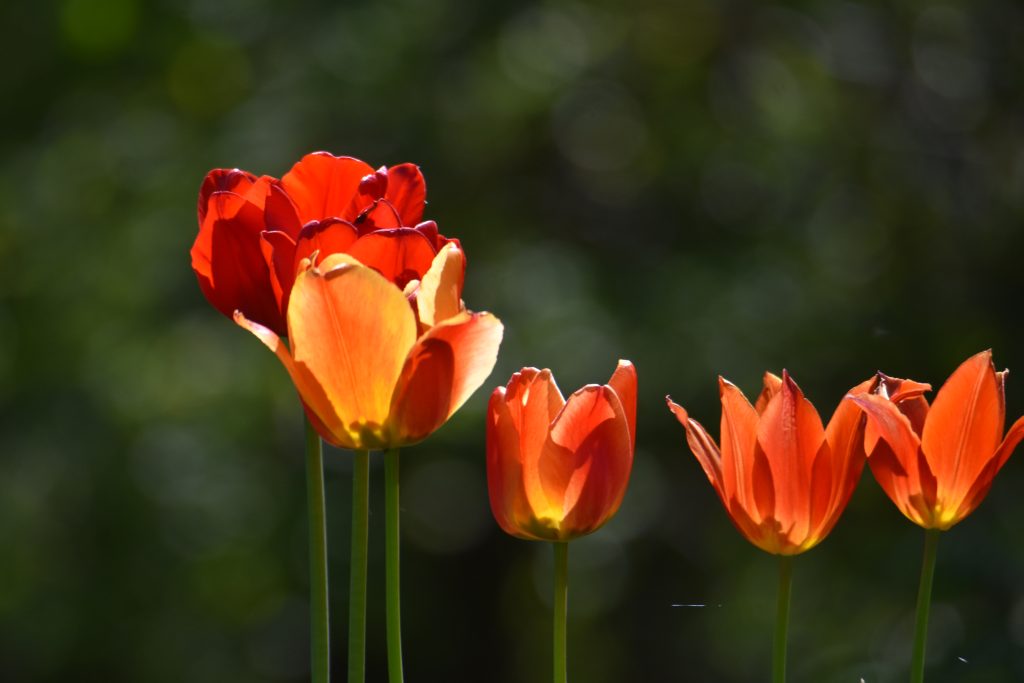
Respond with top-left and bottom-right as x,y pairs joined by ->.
305,418 -> 330,683
911,529 -> 941,683
385,448 -> 404,682
553,541 -> 569,683
773,555 -> 793,683
348,450 -> 370,682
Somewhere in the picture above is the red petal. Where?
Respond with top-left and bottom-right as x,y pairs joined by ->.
294,219 -> 360,267
264,182 -> 302,237
259,230 -> 297,320
349,228 -> 438,291
384,163 -> 426,225
354,199 -> 403,234
280,152 -> 375,225
198,168 -> 257,223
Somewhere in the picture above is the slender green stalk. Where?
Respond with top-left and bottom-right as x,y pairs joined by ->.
348,450 -> 370,683
305,418 -> 330,683
385,448 -> 404,682
910,529 -> 941,683
553,542 -> 569,683
773,555 -> 794,683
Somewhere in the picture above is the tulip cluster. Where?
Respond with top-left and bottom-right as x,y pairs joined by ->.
191,150 -> 1023,683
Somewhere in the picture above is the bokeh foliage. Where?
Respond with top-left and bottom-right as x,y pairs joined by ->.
2,0 -> 1024,680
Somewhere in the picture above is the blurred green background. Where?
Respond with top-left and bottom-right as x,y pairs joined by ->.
3,0 -> 1024,680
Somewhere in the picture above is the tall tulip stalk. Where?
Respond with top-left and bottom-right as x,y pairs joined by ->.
848,351 -> 1024,682
487,362 -> 637,683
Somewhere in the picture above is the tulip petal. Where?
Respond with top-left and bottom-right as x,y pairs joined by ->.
487,387 -> 545,540
191,189 -> 285,334
264,182 -> 302,237
287,255 -> 417,448
388,311 -> 504,446
608,361 -> 638,452
543,385 -> 632,537
349,228 -> 438,291
384,163 -> 427,225
198,168 -> 257,223
233,310 -> 351,448
754,372 -> 783,415
259,230 -> 297,320
280,152 -> 375,225
718,378 -> 761,517
921,350 -> 1003,509
416,243 -> 465,327
756,372 -> 826,540
667,398 -> 724,501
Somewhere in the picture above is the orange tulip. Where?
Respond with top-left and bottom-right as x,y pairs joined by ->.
486,361 -> 637,541
235,243 -> 503,450
848,350 -> 1024,530
667,371 -> 871,555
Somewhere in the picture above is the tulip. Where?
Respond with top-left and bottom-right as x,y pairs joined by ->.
667,371 -> 871,683
191,152 -> 455,336
236,243 -> 502,450
486,361 -> 636,683
239,244 -> 502,683
847,350 -> 1024,683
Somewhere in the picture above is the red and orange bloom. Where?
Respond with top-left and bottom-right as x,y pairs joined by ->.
191,152 -> 456,336
236,242 -> 503,450
667,372 -> 871,555
486,361 -> 637,541
848,350 -> 1024,530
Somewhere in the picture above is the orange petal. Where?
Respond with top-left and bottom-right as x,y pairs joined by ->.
754,372 -> 783,415
416,243 -> 465,327
666,397 -> 724,501
542,384 -> 632,538
349,228 -> 437,291
608,361 -> 637,452
233,310 -> 351,448
756,372 -> 826,541
718,377 -> 760,517
947,411 -> 1024,527
388,311 -> 504,446
487,387 -> 546,540
279,152 -> 375,225
921,350 -> 1003,510
287,255 -> 417,449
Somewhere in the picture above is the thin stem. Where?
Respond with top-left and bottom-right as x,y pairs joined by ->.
385,448 -> 404,682
772,555 -> 794,683
305,418 -> 330,683
910,529 -> 941,683
553,541 -> 569,683
347,450 -> 370,683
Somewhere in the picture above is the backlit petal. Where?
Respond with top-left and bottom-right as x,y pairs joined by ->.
416,243 -> 465,327
666,397 -> 724,501
280,152 -> 375,224
384,163 -> 427,225
388,311 -> 503,445
718,378 -> 760,516
487,388 -> 544,540
754,372 -> 783,415
608,361 -> 638,452
287,255 -> 417,449
921,350 -> 1003,510
348,228 -> 437,291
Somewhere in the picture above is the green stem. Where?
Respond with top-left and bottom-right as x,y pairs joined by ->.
910,529 -> 941,683
347,450 -> 370,683
772,555 -> 794,683
305,418 -> 330,683
385,448 -> 404,682
553,541 -> 569,683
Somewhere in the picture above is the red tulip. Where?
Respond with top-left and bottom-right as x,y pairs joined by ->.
849,350 -> 1024,530
191,152 -> 456,336
667,372 -> 870,555
235,244 -> 502,450
486,362 -> 637,541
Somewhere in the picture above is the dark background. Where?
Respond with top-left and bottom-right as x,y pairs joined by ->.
2,0 -> 1024,680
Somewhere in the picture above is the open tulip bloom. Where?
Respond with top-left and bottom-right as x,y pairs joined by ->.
847,350 -> 1024,683
192,152 -> 500,683
487,361 -> 637,683
667,371 -> 872,683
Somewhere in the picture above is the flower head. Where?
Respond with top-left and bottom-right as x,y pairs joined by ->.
191,152 -> 456,336
667,371 -> 870,555
849,350 -> 1024,530
487,362 -> 637,541
236,243 -> 502,450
